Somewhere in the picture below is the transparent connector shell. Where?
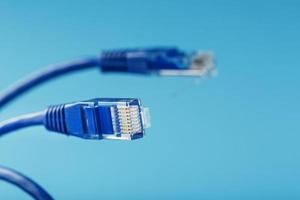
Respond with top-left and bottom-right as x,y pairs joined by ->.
158,51 -> 217,77
96,98 -> 150,140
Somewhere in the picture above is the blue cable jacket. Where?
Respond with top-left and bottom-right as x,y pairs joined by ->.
0,57 -> 100,199
0,57 -> 100,110
0,166 -> 54,200
0,112 -> 53,199
0,111 -> 44,137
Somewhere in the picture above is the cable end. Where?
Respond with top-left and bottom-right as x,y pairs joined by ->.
45,98 -> 150,141
100,47 -> 217,78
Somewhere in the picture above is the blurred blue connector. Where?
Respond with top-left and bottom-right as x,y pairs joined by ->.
101,47 -> 216,77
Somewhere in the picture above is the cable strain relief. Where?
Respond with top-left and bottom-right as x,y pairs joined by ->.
100,50 -> 128,72
44,104 -> 67,134
100,50 -> 149,73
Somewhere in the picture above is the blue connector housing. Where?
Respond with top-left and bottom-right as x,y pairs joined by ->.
100,47 -> 216,77
45,98 -> 150,140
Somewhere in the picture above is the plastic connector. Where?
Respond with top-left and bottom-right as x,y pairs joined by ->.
100,47 -> 216,77
44,98 -> 150,140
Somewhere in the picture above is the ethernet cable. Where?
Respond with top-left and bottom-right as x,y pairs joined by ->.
0,46 -> 215,200
0,98 -> 150,200
0,97 -> 150,199
0,166 -> 54,200
0,47 -> 216,110
0,98 -> 151,140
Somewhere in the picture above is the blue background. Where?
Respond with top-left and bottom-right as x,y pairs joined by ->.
0,0 -> 299,199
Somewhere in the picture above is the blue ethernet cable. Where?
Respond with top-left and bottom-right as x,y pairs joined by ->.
0,111 -> 44,136
0,98 -> 151,140
0,98 -> 150,199
0,47 -> 214,200
0,58 -> 100,110
0,166 -> 54,200
0,47 -> 216,110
